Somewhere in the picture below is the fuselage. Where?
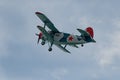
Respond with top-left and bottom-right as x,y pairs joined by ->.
46,31 -> 88,45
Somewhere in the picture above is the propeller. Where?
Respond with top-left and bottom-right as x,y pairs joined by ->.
36,32 -> 43,44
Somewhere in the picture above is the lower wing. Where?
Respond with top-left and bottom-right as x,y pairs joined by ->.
70,44 -> 79,48
55,44 -> 71,54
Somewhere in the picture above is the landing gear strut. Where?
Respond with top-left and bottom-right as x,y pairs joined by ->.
48,41 -> 53,52
64,44 -> 67,48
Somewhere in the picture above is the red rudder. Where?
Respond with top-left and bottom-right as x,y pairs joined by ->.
86,27 -> 94,38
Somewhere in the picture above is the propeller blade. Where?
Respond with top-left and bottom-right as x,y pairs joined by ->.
35,33 -> 39,36
37,37 -> 40,44
36,32 -> 43,44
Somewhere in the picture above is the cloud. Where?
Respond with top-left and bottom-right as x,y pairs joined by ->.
51,68 -> 68,80
1,0 -> 120,80
0,65 -> 7,80
96,19 -> 120,68
0,16 -> 10,57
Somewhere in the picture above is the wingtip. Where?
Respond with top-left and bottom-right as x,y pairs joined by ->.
35,12 -> 42,14
37,25 -> 42,28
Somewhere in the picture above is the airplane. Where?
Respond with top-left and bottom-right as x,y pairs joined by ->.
35,12 -> 96,53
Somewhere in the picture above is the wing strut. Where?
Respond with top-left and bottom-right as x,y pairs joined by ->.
64,44 -> 67,48
44,23 -> 46,28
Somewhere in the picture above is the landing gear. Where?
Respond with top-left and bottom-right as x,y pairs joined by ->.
48,41 -> 53,52
48,47 -> 52,51
81,44 -> 84,47
41,41 -> 45,45
41,37 -> 46,45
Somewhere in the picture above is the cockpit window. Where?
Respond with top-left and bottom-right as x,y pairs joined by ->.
55,33 -> 60,36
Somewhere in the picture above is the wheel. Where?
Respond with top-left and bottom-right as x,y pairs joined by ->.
48,48 -> 52,51
41,41 -> 45,45
81,44 -> 84,47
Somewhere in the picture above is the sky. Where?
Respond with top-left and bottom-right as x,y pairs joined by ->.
0,0 -> 120,80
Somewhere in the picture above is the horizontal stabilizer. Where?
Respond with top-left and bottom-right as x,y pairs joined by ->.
77,28 -> 96,43
77,28 -> 89,36
91,38 -> 96,43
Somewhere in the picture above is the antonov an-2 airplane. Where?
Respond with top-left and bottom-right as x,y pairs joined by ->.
35,12 -> 96,53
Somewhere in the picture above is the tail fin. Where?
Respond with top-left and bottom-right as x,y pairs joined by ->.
86,27 -> 94,38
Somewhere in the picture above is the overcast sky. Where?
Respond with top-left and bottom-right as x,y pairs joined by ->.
0,0 -> 120,80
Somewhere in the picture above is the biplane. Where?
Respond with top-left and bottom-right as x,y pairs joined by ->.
35,12 -> 96,53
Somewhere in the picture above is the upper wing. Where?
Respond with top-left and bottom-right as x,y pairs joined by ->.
55,44 -> 71,54
35,12 -> 59,33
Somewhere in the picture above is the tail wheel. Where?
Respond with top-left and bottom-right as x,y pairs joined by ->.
81,44 -> 84,47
